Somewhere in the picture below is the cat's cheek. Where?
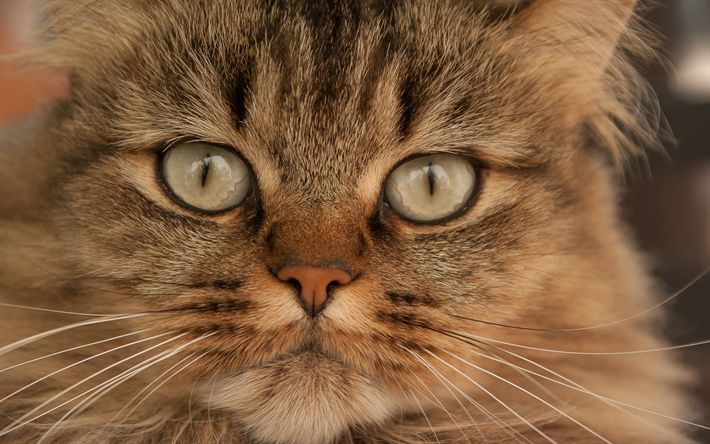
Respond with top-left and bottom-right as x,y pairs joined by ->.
114,152 -> 249,223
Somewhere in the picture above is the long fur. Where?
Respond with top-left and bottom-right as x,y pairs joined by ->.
0,1 -> 700,443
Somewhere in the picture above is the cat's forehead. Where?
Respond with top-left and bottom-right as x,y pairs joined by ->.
108,0 -> 541,185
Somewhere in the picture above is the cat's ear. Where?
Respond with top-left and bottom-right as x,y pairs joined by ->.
30,0 -> 156,76
505,0 -> 663,173
511,0 -> 638,78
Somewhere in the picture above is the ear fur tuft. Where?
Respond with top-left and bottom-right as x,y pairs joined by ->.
508,0 -> 665,174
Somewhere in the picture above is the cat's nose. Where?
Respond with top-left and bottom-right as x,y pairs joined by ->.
276,265 -> 351,317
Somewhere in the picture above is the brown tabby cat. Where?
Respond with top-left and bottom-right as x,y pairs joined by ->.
0,0 -> 705,443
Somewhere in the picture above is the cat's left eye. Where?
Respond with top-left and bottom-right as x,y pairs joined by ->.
160,143 -> 252,212
384,154 -> 477,223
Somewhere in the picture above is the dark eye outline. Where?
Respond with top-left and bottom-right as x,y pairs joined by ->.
156,141 -> 258,215
380,153 -> 482,225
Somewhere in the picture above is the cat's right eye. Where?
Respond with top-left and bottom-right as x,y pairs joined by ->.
384,154 -> 477,223
160,143 -> 252,212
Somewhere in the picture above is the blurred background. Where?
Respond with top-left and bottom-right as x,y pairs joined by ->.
1,0 -> 708,440
629,4 -> 709,442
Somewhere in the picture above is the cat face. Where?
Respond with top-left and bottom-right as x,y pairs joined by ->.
0,1 -> 693,443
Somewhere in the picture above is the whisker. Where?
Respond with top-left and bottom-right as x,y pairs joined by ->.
207,369 -> 218,437
449,266 -> 708,332
0,333 -> 187,436
451,330 -> 710,355
0,303 -> 132,317
401,371 -> 448,413
0,301 -> 243,325
409,387 -> 441,444
434,350 -> 613,443
469,348 -> 706,437
411,348 -> 559,444
36,346 -> 186,444
116,352 -> 206,424
172,405 -> 198,444
0,313 -> 148,356
487,348 -> 571,412
424,325 -> 710,433
474,340 -> 710,432
0,332 -> 169,404
387,378 -> 408,443
0,329 -> 152,373
187,372 -> 199,439
404,346 -> 499,444
38,334 -> 214,443
113,352 -> 194,423
403,360 -> 472,443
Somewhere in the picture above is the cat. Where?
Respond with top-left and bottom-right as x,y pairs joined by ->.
0,0 -> 706,443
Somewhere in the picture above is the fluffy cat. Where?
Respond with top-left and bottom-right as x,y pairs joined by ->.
0,0 -> 705,443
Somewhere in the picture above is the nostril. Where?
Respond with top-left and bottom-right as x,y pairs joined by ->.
276,265 -> 352,317
325,280 -> 339,292
287,278 -> 301,292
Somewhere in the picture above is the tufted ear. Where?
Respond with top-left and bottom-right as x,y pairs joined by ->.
512,0 -> 638,79
30,0 -> 158,75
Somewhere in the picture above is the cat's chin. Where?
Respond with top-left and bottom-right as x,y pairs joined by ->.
207,349 -> 398,444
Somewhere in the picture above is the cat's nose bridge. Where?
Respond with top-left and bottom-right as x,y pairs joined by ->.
265,210 -> 366,273
276,265 -> 352,317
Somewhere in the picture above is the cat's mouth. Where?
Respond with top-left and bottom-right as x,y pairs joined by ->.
273,345 -> 342,370
253,340 -> 351,376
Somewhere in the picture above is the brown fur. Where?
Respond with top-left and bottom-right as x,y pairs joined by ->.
0,0 -> 699,443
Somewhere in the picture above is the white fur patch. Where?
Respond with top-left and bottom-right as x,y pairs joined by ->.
208,351 -> 399,444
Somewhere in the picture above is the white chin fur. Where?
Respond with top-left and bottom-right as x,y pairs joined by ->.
208,351 -> 398,444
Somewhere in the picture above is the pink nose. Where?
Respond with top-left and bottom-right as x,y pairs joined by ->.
276,265 -> 352,316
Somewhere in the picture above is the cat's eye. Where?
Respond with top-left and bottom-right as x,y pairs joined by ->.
384,154 -> 477,223
160,143 -> 252,212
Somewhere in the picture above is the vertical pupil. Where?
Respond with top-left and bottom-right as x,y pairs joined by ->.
427,162 -> 435,196
201,153 -> 211,187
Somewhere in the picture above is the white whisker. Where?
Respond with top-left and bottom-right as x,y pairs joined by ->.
171,405 -> 197,444
0,333 -> 187,437
402,347 -> 531,444
484,349 -> 572,414
0,332 -> 170,404
403,346 -> 494,444
471,349 -> 702,437
37,334 -> 214,443
466,339 -> 710,433
435,350 -> 613,443
452,330 -> 710,355
451,266 -> 709,332
415,350 -> 558,444
37,346 -> 185,444
117,352 -> 206,424
0,303 -> 138,317
207,376 -> 215,434
112,353 -> 196,423
404,362 -> 472,443
409,387 -> 441,444
0,329 -> 152,373
0,313 -> 148,356
404,370 -> 449,412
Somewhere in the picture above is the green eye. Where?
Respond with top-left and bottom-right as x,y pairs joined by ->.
161,143 -> 252,212
384,154 -> 477,223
